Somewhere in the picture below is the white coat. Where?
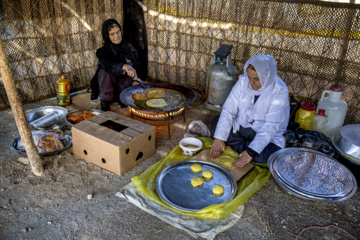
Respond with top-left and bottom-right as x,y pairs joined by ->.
214,54 -> 290,154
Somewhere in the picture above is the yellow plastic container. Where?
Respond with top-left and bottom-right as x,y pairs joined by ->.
294,102 -> 316,130
57,76 -> 71,106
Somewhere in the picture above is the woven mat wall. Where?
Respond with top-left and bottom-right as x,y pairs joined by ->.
1,0 -> 360,124
144,0 -> 360,124
0,0 -> 123,107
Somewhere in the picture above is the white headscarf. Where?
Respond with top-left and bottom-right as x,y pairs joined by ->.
239,54 -> 278,127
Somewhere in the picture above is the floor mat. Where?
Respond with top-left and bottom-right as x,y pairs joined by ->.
116,181 -> 244,240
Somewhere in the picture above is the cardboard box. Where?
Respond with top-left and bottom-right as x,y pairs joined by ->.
72,111 -> 155,175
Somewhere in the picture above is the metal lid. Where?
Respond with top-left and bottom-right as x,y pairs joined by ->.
317,109 -> 326,116
300,102 -> 316,111
268,148 -> 357,202
330,84 -> 344,92
340,124 -> 360,147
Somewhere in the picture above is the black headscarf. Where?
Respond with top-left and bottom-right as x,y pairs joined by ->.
101,19 -> 133,60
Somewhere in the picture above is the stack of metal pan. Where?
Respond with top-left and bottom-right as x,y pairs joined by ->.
332,124 -> 360,165
268,148 -> 357,202
26,106 -> 68,130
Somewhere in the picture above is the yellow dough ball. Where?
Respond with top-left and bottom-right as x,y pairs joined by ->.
191,163 -> 202,174
212,185 -> 224,196
202,170 -> 213,181
191,177 -> 204,188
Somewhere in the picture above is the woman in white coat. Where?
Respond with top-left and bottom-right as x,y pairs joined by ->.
210,54 -> 290,168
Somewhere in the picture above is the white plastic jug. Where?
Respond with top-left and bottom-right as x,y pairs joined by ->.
317,84 -> 347,138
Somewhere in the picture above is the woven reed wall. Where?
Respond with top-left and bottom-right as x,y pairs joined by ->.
0,0 -> 123,107
144,0 -> 360,124
0,0 -> 360,124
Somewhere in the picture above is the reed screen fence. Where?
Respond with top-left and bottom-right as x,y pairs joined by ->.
0,0 -> 359,124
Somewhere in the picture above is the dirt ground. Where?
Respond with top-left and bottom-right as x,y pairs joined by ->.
0,92 -> 359,240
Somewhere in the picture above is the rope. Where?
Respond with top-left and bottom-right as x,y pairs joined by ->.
295,224 -> 358,240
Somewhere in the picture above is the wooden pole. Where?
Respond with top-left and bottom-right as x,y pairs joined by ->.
0,37 -> 44,176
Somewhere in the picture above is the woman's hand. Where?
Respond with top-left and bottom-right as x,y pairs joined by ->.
210,138 -> 226,159
122,64 -> 138,78
132,79 -> 140,86
232,150 -> 252,168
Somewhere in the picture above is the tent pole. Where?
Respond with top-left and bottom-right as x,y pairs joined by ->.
0,37 -> 44,176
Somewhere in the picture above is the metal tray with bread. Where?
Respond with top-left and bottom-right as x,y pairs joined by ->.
156,160 -> 237,212
10,134 -> 72,157
66,109 -> 104,125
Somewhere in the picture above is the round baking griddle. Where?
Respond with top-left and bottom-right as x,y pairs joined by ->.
119,83 -> 197,112
156,160 -> 237,212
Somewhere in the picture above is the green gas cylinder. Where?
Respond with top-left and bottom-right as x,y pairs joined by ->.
57,76 -> 71,106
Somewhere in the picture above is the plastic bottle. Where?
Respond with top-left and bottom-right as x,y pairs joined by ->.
57,76 -> 71,106
294,102 -> 316,130
310,109 -> 328,133
316,84 -> 347,139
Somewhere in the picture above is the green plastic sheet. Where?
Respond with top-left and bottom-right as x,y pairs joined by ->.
132,137 -> 271,219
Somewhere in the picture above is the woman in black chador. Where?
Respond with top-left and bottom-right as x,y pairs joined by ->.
91,19 -> 141,111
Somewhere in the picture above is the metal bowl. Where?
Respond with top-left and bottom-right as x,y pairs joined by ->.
332,124 -> 360,164
26,106 -> 68,130
66,109 -> 104,126
268,148 -> 357,202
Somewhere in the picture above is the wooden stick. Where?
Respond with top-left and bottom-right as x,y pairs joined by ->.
0,37 -> 44,176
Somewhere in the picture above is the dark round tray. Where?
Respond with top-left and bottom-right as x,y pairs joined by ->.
156,160 -> 237,212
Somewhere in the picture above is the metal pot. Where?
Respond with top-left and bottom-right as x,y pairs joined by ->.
332,124 -> 360,165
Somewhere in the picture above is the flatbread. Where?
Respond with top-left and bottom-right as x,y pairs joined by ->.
211,154 -> 236,170
146,89 -> 166,98
83,111 -> 96,120
37,134 -> 64,153
67,113 -> 84,123
67,111 -> 96,124
132,92 -> 147,101
146,98 -> 167,108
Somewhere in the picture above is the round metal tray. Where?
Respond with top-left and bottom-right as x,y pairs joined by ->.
268,148 -> 357,202
156,160 -> 237,212
66,109 -> 103,125
10,135 -> 72,156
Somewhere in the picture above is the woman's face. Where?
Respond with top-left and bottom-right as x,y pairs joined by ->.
109,25 -> 122,44
247,68 -> 262,90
